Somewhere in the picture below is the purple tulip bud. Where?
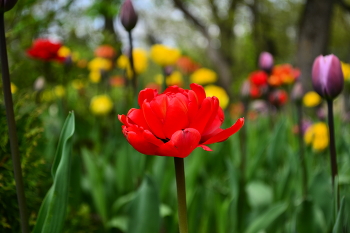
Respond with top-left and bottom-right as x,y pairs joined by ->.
258,52 -> 274,73
312,54 -> 344,100
0,0 -> 17,12
120,0 -> 138,32
291,82 -> 304,103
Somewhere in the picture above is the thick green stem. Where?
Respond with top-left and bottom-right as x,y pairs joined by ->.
174,157 -> 188,233
297,104 -> 308,198
0,13 -> 29,233
327,99 -> 339,208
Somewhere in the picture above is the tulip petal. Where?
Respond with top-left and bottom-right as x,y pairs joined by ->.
190,83 -> 206,105
127,108 -> 149,129
157,128 -> 201,158
201,97 -> 221,135
187,90 -> 199,122
150,95 -> 168,120
124,127 -> 158,155
198,145 -> 213,151
163,95 -> 189,138
202,118 -> 244,145
190,98 -> 213,134
138,88 -> 158,107
118,114 -> 127,125
142,101 -> 166,139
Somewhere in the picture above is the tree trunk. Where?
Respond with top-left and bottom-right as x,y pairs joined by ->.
296,0 -> 334,91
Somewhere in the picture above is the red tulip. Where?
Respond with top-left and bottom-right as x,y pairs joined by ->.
27,39 -> 65,62
249,70 -> 268,87
119,84 -> 244,158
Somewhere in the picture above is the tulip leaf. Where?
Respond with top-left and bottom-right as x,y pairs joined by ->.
244,202 -> 288,233
127,175 -> 160,233
33,112 -> 75,233
296,199 -> 326,233
81,148 -> 108,224
333,197 -> 348,233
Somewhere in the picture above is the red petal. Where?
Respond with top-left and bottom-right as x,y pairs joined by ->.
189,98 -> 213,134
138,88 -> 158,107
142,101 -> 166,139
127,108 -> 149,129
157,128 -> 201,158
118,114 -> 128,125
190,83 -> 206,106
163,96 -> 189,138
202,106 -> 224,137
187,90 -> 199,122
201,97 -> 220,135
150,95 -> 168,121
198,145 -> 213,151
125,127 -> 158,155
202,118 -> 244,145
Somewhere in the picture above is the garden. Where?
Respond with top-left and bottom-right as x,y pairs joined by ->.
1,0 -> 350,232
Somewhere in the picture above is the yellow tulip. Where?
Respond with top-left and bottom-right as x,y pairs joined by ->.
54,85 -> 66,98
10,83 -> 17,94
90,95 -> 113,115
341,62 -> 350,81
303,91 -> 322,107
88,57 -> 112,71
304,122 -> 329,152
190,68 -> 217,85
89,71 -> 102,83
150,44 -> 181,67
204,85 -> 229,109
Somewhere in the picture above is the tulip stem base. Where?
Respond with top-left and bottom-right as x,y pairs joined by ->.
327,99 -> 339,208
174,157 -> 188,233
0,13 -> 29,233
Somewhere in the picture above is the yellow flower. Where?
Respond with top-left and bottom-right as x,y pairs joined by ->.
88,57 -> 112,71
304,122 -> 329,152
41,90 -> 53,102
150,44 -> 181,67
341,62 -> 350,81
190,68 -> 217,85
57,46 -> 71,58
90,95 -> 113,115
154,74 -> 163,85
117,49 -> 148,78
10,83 -> 17,94
71,79 -> 85,90
89,71 -> 102,83
54,85 -> 65,98
204,85 -> 229,109
303,91 -> 322,107
117,54 -> 129,69
166,71 -> 183,86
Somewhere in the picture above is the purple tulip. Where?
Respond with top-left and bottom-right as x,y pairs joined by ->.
120,0 -> 138,32
258,52 -> 274,73
291,82 -> 304,103
0,0 -> 17,12
312,54 -> 344,100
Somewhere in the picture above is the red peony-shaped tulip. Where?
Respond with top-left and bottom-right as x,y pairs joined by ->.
119,84 -> 244,158
27,39 -> 65,62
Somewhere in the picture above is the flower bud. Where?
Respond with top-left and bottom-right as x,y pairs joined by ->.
312,54 -> 344,100
258,52 -> 274,73
0,0 -> 17,12
120,0 -> 138,32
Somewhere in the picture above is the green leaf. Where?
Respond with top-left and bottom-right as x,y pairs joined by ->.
333,197 -> 348,233
33,112 -> 75,233
81,148 -> 108,224
245,202 -> 288,233
296,199 -> 326,233
127,175 -> 160,233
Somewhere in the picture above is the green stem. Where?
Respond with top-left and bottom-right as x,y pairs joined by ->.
162,67 -> 167,92
128,31 -> 137,94
297,104 -> 308,198
0,13 -> 29,233
327,99 -> 339,208
174,157 -> 188,233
